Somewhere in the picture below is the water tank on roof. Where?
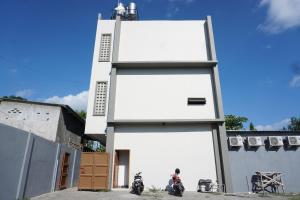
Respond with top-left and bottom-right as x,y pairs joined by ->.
128,2 -> 137,16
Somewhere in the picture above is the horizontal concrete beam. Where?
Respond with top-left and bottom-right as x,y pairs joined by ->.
108,118 -> 224,125
112,60 -> 218,68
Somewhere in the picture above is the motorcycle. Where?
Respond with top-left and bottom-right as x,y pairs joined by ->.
172,174 -> 185,197
131,172 -> 144,195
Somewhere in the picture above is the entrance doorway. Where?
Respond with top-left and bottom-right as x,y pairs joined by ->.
113,150 -> 130,188
59,152 -> 70,190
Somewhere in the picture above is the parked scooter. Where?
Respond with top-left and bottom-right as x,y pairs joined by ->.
171,168 -> 185,197
173,177 -> 184,196
131,172 -> 144,195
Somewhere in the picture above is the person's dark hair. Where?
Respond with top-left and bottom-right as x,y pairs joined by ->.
175,168 -> 180,174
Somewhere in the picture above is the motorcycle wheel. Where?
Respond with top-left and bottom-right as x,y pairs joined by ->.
141,185 -> 144,192
177,185 -> 183,197
136,186 -> 142,195
178,190 -> 183,197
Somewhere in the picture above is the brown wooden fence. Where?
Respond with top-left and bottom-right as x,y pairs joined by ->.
78,152 -> 109,190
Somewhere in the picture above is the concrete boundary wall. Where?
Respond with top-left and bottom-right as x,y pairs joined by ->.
0,123 -> 81,200
227,131 -> 300,193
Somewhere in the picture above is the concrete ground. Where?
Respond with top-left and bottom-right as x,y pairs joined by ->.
31,188 -> 300,200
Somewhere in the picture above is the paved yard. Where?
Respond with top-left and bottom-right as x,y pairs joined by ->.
31,188 -> 300,200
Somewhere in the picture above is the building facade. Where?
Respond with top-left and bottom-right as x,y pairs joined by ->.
85,15 -> 232,191
0,99 -> 85,149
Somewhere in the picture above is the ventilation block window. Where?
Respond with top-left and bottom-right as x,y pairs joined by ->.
187,98 -> 206,105
94,82 -> 107,116
99,34 -> 112,62
8,108 -> 22,114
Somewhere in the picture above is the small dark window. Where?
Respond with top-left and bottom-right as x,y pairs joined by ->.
188,98 -> 206,105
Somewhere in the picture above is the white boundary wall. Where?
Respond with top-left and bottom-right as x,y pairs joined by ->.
114,124 -> 217,191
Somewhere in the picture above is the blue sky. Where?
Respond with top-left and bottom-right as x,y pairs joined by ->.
0,0 -> 299,130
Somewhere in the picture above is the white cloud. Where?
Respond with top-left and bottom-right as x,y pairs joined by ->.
44,90 -> 89,111
15,89 -> 34,98
289,75 -> 300,87
258,0 -> 300,33
256,118 -> 290,131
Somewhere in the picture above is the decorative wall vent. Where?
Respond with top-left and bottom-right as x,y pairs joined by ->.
99,34 -> 112,62
8,108 -> 22,114
94,81 -> 107,116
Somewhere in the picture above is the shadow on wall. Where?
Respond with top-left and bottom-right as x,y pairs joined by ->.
117,68 -> 211,76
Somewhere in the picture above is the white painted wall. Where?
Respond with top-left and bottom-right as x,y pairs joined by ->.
85,19 -> 115,135
0,101 -> 61,142
114,68 -> 216,120
113,124 -> 217,191
118,20 -> 209,62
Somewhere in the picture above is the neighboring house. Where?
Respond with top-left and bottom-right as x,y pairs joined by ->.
0,99 -> 85,149
85,4 -> 232,192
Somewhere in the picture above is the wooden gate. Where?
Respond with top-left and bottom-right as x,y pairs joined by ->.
78,152 -> 109,190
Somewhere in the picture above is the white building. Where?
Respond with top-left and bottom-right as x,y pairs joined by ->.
85,5 -> 232,192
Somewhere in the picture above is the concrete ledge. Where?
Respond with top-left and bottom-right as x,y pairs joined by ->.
108,118 -> 224,125
112,61 -> 218,68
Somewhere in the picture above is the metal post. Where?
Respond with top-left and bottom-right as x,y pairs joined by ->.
16,133 -> 34,199
70,150 -> 77,187
51,144 -> 60,192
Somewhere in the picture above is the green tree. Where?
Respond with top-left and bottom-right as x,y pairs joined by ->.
288,117 -> 300,131
77,110 -> 86,120
2,95 -> 27,101
96,144 -> 106,152
225,114 -> 248,130
249,122 -> 256,131
85,140 -> 94,150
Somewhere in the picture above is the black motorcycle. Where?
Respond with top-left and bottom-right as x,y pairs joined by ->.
173,176 -> 185,197
131,172 -> 144,195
